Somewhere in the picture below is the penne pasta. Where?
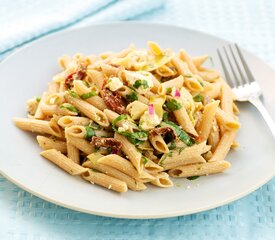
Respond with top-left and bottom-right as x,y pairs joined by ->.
14,118 -> 63,138
209,130 -> 237,162
168,160 -> 231,178
37,135 -> 67,153
150,172 -> 173,188
65,94 -> 109,127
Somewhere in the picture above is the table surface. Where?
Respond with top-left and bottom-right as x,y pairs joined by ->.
0,0 -> 275,239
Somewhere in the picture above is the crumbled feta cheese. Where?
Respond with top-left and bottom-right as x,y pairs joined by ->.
139,111 -> 161,130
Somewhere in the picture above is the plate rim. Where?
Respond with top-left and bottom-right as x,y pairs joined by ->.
0,21 -> 274,219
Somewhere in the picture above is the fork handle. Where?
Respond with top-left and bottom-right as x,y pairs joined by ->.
249,97 -> 275,138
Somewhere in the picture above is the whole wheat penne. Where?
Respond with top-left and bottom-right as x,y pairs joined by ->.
65,94 -> 109,127
14,118 -> 63,138
150,172 -> 173,188
40,149 -> 87,175
209,130 -> 237,162
37,136 -> 67,153
168,160 -> 231,178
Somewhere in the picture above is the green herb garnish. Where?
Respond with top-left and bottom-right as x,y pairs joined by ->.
193,94 -> 204,102
142,156 -> 148,165
83,81 -> 90,87
168,151 -> 173,157
164,121 -> 195,146
133,80 -> 149,89
68,90 -> 79,98
80,91 -> 97,100
184,74 -> 192,78
126,92 -> 138,102
166,99 -> 182,111
187,176 -> 200,180
60,104 -> 79,113
112,114 -> 127,126
166,87 -> 172,94
177,147 -> 185,155
89,122 -> 101,130
168,139 -> 176,150
198,80 -> 204,87
117,131 -> 148,145
84,126 -> 96,141
163,112 -> 169,122
35,97 -> 41,103
112,115 -> 147,145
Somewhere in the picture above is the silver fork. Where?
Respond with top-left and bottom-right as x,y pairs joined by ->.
217,44 -> 275,138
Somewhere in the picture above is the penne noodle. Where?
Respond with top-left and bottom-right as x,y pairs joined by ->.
150,172 -> 173,188
209,130 -> 237,162
168,160 -> 231,178
174,107 -> 198,137
82,169 -> 128,193
160,142 -> 210,170
65,94 -> 109,127
65,134 -> 94,155
221,80 -> 234,116
67,142 -> 80,164
192,55 -> 209,68
179,49 -> 198,74
73,80 -> 107,111
34,91 -> 48,119
196,100 -> 220,141
40,149 -> 87,175
158,75 -> 184,95
114,133 -> 143,174
83,154 -> 146,191
216,107 -> 240,130
14,118 -> 63,138
37,135 -> 67,153
57,116 -> 90,128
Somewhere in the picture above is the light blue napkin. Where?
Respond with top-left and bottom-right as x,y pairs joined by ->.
0,0 -> 164,55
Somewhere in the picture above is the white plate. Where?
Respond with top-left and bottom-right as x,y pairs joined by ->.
0,22 -> 275,219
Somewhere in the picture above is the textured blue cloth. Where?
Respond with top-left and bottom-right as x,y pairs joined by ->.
0,0 -> 275,239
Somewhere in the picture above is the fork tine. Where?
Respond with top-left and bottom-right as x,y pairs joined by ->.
223,46 -> 241,86
235,44 -> 255,83
217,49 -> 235,88
228,44 -> 249,85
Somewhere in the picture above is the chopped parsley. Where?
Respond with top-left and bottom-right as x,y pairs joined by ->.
117,131 -> 148,145
84,126 -> 96,141
112,115 -> 147,145
126,92 -> 138,102
164,121 -> 195,146
166,87 -> 172,94
112,114 -> 127,126
83,81 -> 90,87
177,147 -> 185,155
68,90 -> 79,98
88,122 -> 101,130
184,74 -> 192,78
163,112 -> 169,122
193,94 -> 204,102
60,104 -> 79,113
187,176 -> 200,180
166,99 -> 182,111
35,97 -> 41,103
168,139 -> 176,150
142,156 -> 148,165
133,80 -> 149,89
80,91 -> 97,100
198,80 -> 204,87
